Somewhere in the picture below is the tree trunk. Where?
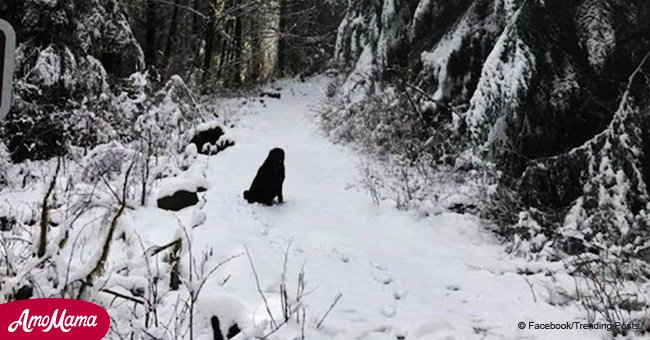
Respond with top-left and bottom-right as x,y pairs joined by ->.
216,0 -> 235,81
145,0 -> 157,68
230,1 -> 242,85
277,0 -> 288,74
192,0 -> 201,35
202,3 -> 217,82
163,0 -> 181,72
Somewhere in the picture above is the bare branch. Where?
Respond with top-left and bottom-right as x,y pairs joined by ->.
244,245 -> 277,328
317,293 -> 342,329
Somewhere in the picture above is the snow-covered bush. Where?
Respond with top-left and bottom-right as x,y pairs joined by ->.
504,211 -> 552,260
134,75 -> 206,156
322,80 -> 459,161
0,151 -> 237,339
321,75 -> 494,213
80,142 -> 132,183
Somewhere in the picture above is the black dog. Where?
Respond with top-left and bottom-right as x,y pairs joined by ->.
244,148 -> 285,205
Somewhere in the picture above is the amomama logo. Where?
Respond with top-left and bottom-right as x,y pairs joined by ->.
0,298 -> 110,339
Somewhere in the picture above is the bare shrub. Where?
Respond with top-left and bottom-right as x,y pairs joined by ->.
570,252 -> 650,337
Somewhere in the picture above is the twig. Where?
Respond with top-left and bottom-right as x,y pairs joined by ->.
624,50 -> 650,94
401,81 -> 460,116
244,245 -> 277,328
80,281 -> 146,305
524,277 -> 537,303
317,293 -> 342,329
78,161 -> 134,299
257,319 -> 289,339
194,253 -> 243,300
178,225 -> 195,340
300,308 -> 306,340
37,157 -> 61,257
281,242 -> 292,321
146,239 -> 182,257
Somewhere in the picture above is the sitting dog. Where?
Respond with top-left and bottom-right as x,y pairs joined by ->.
244,148 -> 285,205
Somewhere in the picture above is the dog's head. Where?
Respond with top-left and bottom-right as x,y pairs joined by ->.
267,148 -> 285,164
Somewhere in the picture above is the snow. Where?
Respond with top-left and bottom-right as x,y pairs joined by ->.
0,75 -> 627,339
420,5 -> 473,100
419,0 -> 523,102
576,0 -> 616,71
32,0 -> 58,7
341,45 -> 376,104
376,0 -> 397,67
125,77 -> 609,339
155,163 -> 210,198
412,0 -> 434,32
27,46 -> 67,87
80,141 -> 131,182
464,7 -> 535,144
558,85 -> 650,244
499,0 -> 523,20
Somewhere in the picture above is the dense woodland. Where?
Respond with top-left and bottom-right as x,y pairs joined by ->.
0,0 -> 344,162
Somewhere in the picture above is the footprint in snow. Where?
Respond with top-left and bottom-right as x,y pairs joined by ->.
446,284 -> 461,291
258,220 -> 272,236
330,248 -> 351,263
373,272 -> 394,285
369,261 -> 395,286
393,288 -> 407,301
370,261 -> 387,271
380,305 -> 396,318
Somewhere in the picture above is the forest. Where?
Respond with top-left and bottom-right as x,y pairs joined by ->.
0,0 -> 649,339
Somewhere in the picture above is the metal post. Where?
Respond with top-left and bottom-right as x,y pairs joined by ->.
0,19 -> 16,120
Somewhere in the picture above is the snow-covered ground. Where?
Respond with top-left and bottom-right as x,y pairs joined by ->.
126,77 -> 619,339
0,77 -> 617,339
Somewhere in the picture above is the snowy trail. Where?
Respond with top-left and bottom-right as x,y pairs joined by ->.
136,77 -> 603,339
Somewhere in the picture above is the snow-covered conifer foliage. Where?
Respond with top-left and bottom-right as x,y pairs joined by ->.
329,0 -> 650,256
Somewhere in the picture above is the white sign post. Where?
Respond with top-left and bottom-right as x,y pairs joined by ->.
0,19 -> 16,120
